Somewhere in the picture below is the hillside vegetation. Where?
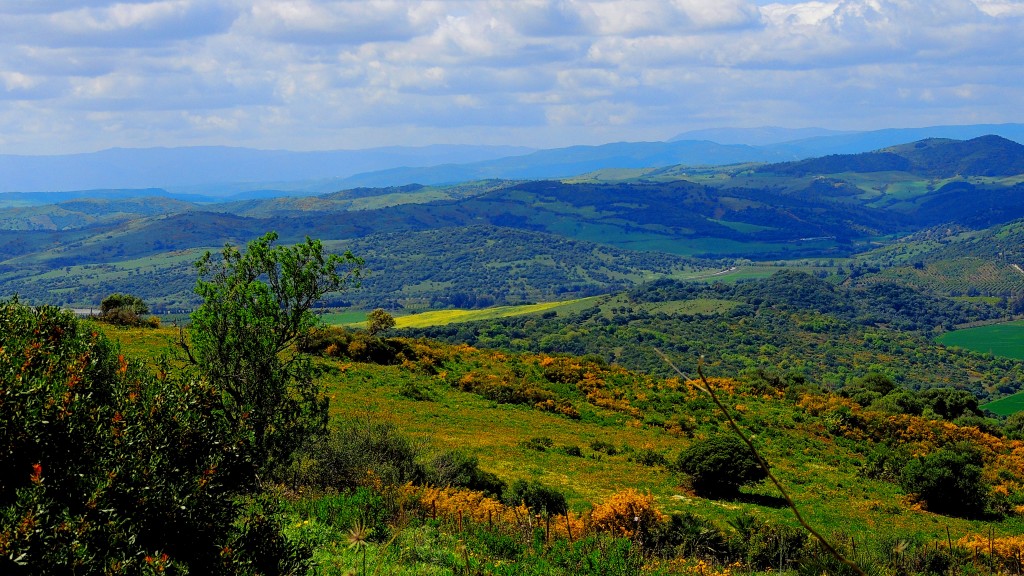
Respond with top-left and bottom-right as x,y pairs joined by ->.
5,135 -> 1024,312
6,211 -> 1024,574
94,317 -> 1024,575
405,270 -> 1023,401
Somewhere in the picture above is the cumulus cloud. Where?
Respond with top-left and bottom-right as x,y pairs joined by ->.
0,0 -> 1020,153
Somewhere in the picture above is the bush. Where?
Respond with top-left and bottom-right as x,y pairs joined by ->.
628,448 -> 670,467
0,300 -> 308,574
651,512 -> 733,561
288,418 -> 423,490
589,489 -> 665,546
1004,411 -> 1024,440
744,520 -> 807,571
521,436 -> 554,452
858,442 -> 911,482
366,308 -> 396,336
899,442 -> 990,517
676,434 -> 767,497
503,479 -> 568,516
100,292 -> 149,316
426,450 -> 506,498
557,445 -> 583,457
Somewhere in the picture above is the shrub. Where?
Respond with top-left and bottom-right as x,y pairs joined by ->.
1004,411 -> 1024,440
366,308 -> 396,336
589,439 -> 618,455
0,300 -> 308,574
651,512 -> 733,561
744,520 -> 807,571
589,489 -> 665,545
100,292 -> 149,316
426,450 -> 506,498
97,292 -> 151,327
628,448 -> 670,468
676,434 -> 767,497
899,442 -> 990,517
288,418 -> 423,490
557,445 -> 583,457
858,442 -> 911,482
521,436 -> 554,452
503,479 -> 568,516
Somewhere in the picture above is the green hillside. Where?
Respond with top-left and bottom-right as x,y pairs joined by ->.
101,320 -> 1024,575
404,270 -> 1022,400
848,220 -> 1024,299
6,135 -> 1024,314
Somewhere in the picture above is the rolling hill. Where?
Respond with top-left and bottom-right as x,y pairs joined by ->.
3,134 -> 1024,313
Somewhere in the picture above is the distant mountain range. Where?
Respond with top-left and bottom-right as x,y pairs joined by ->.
2,123 -> 1023,198
4,133 -> 1024,311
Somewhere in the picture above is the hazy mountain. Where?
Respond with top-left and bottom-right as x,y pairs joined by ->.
0,145 -> 533,194
762,135 -> 1024,177
323,140 -> 791,188
2,123 -> 1024,198
766,124 -> 1024,157
669,126 -> 850,145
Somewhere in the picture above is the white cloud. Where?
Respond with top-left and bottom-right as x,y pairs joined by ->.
0,0 -> 1020,153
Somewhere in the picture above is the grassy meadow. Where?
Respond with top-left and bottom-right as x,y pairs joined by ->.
938,320 -> 1024,360
110,324 -> 1024,550
983,391 -> 1024,416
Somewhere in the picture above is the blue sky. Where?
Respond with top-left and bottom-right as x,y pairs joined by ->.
0,0 -> 1021,154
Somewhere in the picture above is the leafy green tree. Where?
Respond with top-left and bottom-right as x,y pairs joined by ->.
100,292 -> 149,316
426,450 -> 506,498
366,307 -> 396,336
918,388 -> 982,420
182,232 -> 362,482
675,434 -> 767,497
98,292 -> 150,326
1003,411 -> 1024,440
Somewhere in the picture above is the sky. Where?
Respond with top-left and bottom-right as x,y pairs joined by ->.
0,0 -> 1022,155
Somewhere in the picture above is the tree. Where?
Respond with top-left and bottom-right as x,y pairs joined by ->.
98,292 -> 150,326
918,388 -> 982,420
675,434 -> 767,497
182,232 -> 362,482
100,292 -> 149,316
366,308 -> 396,336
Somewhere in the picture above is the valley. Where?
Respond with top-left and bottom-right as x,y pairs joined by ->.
6,133 -> 1024,575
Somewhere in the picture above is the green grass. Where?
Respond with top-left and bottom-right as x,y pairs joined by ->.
937,320 -> 1024,360
317,310 -> 370,325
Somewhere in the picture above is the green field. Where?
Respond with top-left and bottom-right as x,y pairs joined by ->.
321,298 -> 597,329
939,320 -> 1024,415
982,390 -> 1024,416
937,320 -> 1024,360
